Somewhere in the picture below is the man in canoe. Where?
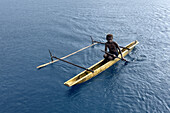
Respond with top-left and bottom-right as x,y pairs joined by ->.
103,34 -> 126,61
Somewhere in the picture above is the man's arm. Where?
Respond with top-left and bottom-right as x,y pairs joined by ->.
118,46 -> 123,59
115,42 -> 124,59
105,43 -> 107,52
93,41 -> 105,44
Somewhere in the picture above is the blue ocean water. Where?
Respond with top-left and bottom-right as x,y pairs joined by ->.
0,0 -> 170,113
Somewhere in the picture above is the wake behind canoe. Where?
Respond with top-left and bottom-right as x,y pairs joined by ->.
64,40 -> 139,87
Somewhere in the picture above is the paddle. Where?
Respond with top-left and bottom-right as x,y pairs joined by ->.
90,36 -> 130,50
49,50 -> 94,73
101,50 -> 128,62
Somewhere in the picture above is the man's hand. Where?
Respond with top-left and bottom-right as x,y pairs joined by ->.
121,58 -> 127,61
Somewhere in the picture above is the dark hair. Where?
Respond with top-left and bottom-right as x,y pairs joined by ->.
106,34 -> 113,40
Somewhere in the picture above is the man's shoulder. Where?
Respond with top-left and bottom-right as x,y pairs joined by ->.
106,41 -> 117,44
112,41 -> 117,43
112,41 -> 119,47
105,42 -> 109,45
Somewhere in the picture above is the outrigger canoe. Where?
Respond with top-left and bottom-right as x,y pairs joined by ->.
64,40 -> 139,87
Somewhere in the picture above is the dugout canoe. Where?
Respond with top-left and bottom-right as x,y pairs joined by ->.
64,40 -> 139,87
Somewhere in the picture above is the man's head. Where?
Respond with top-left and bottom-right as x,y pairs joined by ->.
106,34 -> 113,42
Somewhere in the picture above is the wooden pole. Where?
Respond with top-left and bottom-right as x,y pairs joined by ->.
52,56 -> 94,73
37,43 -> 97,69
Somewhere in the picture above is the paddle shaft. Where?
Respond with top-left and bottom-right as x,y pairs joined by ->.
52,56 -> 94,73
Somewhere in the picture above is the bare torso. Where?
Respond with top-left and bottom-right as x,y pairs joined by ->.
105,41 -> 119,54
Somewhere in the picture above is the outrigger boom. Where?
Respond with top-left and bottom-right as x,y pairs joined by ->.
37,37 -> 130,69
48,50 -> 94,73
37,38 -> 98,69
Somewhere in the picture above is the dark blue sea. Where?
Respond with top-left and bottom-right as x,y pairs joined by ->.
0,0 -> 170,113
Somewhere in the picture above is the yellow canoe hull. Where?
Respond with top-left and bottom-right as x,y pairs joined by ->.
64,40 -> 139,87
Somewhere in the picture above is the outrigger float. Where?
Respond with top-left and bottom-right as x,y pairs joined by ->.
37,38 -> 139,87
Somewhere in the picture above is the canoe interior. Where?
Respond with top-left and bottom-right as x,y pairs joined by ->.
64,40 -> 139,87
